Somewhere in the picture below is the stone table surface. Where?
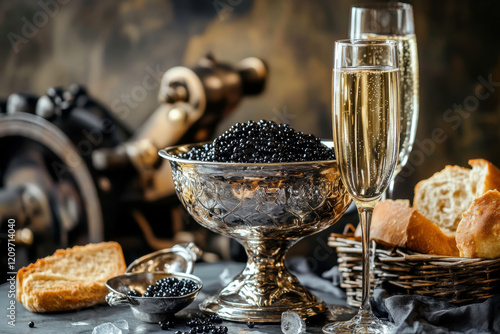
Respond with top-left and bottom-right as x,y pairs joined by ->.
0,261 -> 352,334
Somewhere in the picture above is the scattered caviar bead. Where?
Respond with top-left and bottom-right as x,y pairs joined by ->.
247,321 -> 255,328
159,321 -> 169,330
177,120 -> 335,163
209,314 -> 222,323
184,317 -> 231,333
28,321 -> 35,328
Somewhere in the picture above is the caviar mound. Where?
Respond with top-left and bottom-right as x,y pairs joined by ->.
132,277 -> 200,298
177,120 -> 335,163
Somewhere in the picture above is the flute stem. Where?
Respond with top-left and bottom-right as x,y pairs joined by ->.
358,205 -> 374,315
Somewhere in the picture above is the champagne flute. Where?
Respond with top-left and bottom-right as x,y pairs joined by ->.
323,40 -> 399,333
351,2 -> 418,198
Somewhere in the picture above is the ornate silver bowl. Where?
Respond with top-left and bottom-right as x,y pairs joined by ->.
159,142 -> 351,322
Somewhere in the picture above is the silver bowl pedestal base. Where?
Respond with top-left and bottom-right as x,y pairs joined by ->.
201,239 -> 326,322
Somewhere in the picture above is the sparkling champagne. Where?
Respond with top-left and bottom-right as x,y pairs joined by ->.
332,67 -> 399,202
362,34 -> 419,171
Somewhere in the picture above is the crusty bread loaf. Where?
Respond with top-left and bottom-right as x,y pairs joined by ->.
456,190 -> 500,258
17,242 -> 126,312
355,200 -> 459,256
413,159 -> 500,234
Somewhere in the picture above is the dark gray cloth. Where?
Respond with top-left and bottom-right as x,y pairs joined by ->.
371,287 -> 500,334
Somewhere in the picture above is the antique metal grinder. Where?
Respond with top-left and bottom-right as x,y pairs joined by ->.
0,55 -> 267,263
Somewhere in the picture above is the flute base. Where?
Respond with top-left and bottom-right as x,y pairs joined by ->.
322,311 -> 395,333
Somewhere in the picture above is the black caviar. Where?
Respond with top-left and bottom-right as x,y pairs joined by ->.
208,315 -> 223,324
177,120 -> 335,163
133,277 -> 199,298
127,289 -> 141,297
28,321 -> 35,328
183,316 -> 226,334
174,331 -> 227,334
159,319 -> 175,330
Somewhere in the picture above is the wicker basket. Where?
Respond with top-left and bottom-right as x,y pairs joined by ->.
329,232 -> 500,307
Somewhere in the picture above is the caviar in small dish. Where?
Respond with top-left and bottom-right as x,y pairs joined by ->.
106,272 -> 203,323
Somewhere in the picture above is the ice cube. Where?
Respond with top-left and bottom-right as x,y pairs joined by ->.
135,324 -> 150,333
92,322 -> 122,334
114,319 -> 129,330
281,311 -> 306,334
71,321 -> 90,326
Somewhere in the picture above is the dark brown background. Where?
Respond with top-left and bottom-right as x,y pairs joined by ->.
1,0 -> 500,200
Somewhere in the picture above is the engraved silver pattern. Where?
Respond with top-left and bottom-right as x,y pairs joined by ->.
160,143 -> 351,322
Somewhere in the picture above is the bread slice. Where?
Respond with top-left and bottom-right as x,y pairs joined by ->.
413,159 -> 500,234
356,200 -> 459,256
456,190 -> 500,258
16,242 -> 126,312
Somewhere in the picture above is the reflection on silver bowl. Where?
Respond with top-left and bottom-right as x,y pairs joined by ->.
125,242 -> 202,275
105,272 -> 203,323
159,142 -> 351,322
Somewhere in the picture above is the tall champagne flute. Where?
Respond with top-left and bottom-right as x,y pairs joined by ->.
351,2 -> 418,198
323,40 -> 399,333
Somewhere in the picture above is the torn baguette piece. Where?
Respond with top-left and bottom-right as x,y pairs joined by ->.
16,242 -> 126,313
456,190 -> 500,258
413,159 -> 500,234
356,200 -> 459,256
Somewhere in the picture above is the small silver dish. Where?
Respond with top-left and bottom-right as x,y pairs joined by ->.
125,242 -> 202,275
105,272 -> 203,323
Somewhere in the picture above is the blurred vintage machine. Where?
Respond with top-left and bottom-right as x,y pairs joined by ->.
0,55 -> 267,263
